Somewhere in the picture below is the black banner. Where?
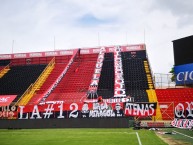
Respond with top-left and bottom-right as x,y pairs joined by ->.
124,102 -> 157,116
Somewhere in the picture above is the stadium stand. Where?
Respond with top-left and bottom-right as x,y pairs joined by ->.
27,63 -> 67,104
27,55 -> 72,105
45,53 -> 98,103
144,60 -> 154,89
0,64 -> 46,103
0,66 -> 4,71
97,53 -> 114,99
0,60 -> 11,78
155,88 -> 193,120
3,44 -> 192,129
0,65 -> 10,78
16,58 -> 55,106
121,51 -> 149,102
0,59 -> 10,66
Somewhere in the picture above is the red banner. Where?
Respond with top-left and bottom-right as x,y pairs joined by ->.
0,50 -> 76,60
0,44 -> 145,60
0,95 -> 17,106
0,106 -> 18,119
0,102 -> 156,119
121,44 -> 145,52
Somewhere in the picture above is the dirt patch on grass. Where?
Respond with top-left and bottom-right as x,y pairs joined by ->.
155,132 -> 191,145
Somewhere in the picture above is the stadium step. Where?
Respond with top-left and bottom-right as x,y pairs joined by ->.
16,58 -> 55,106
146,89 -> 163,121
0,64 -> 10,78
144,61 -> 154,89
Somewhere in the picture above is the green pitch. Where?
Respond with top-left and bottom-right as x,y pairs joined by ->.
0,128 -> 166,145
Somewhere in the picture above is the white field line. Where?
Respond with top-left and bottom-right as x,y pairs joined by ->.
86,131 -> 142,144
173,130 -> 193,139
136,132 -> 142,145
124,132 -> 136,134
84,132 -> 135,134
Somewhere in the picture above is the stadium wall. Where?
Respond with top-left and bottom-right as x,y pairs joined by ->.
0,118 -> 131,129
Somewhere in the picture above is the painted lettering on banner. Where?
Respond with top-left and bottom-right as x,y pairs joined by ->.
69,103 -> 79,118
124,102 -> 157,116
0,106 -> 18,119
29,53 -> 42,57
121,44 -> 145,52
14,53 -> 27,58
87,47 -> 105,98
175,63 -> 193,85
171,118 -> 193,129
89,102 -> 115,117
80,49 -> 90,54
0,102 -> 158,120
114,46 -> 126,97
45,51 -> 58,56
59,50 -> 73,55
18,104 -> 66,119
81,102 -> 124,118
174,102 -> 193,119
0,54 -> 12,60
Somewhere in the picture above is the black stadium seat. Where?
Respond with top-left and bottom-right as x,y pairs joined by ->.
121,51 -> 149,102
0,64 -> 46,102
97,53 -> 114,99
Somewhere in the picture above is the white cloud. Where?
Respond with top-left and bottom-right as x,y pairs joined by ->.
0,0 -> 192,74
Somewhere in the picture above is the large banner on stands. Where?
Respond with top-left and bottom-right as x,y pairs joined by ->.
0,102 -> 157,119
17,102 -> 125,119
114,46 -> 126,98
87,47 -> 105,98
171,102 -> 193,129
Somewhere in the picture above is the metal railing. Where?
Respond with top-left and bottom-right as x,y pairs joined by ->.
154,73 -> 176,89
0,64 -> 10,78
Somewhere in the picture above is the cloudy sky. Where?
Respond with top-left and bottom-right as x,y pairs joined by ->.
0,0 -> 193,74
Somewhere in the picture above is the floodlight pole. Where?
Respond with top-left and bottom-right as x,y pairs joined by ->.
126,32 -> 128,45
54,36 -> 55,51
144,29 -> 146,44
12,40 -> 14,54
98,32 -> 100,46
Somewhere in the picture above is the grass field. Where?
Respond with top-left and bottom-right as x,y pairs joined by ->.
1,128 -> 193,145
0,128 -> 167,145
157,128 -> 193,145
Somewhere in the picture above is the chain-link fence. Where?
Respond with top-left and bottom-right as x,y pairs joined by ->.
153,73 -> 176,88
